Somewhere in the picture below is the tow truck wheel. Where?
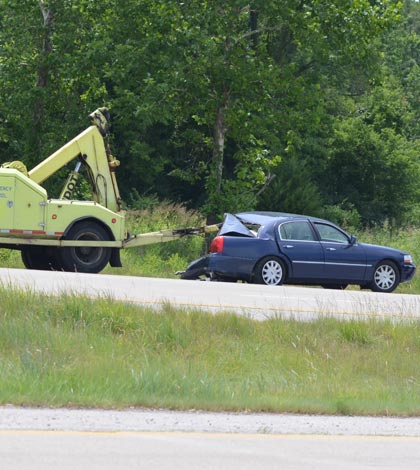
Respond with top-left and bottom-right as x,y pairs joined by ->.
21,246 -> 59,270
57,221 -> 111,273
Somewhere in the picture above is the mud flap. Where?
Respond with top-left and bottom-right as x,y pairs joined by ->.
110,248 -> 122,267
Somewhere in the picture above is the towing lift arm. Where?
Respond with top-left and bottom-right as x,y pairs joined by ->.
122,224 -> 221,249
28,109 -> 122,213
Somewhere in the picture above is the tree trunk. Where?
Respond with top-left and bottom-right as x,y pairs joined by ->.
206,93 -> 229,225
212,102 -> 227,195
34,1 -> 54,132
249,7 -> 259,49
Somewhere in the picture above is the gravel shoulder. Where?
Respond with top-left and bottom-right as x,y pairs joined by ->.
1,406 -> 420,436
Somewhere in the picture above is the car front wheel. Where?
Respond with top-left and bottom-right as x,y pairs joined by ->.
254,257 -> 286,286
370,260 -> 400,293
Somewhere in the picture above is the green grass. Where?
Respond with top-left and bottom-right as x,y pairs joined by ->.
1,206 -> 420,415
110,202 -> 207,275
1,286 -> 420,416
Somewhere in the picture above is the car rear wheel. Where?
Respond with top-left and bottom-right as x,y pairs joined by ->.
370,260 -> 400,293
254,257 -> 285,286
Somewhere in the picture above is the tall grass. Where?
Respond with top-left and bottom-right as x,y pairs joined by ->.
106,201 -> 207,277
1,204 -> 419,415
1,286 -> 420,415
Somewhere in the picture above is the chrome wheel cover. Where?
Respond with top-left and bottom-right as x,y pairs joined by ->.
261,260 -> 283,285
374,265 -> 396,291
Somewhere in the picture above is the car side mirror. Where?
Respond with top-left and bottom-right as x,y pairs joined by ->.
349,235 -> 357,245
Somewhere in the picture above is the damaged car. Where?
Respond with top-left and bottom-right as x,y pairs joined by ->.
180,212 -> 416,293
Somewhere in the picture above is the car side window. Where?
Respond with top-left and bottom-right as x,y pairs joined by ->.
279,221 -> 316,241
315,223 -> 349,244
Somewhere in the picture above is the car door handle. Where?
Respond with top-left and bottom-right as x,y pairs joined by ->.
326,247 -> 336,251
284,245 -> 294,249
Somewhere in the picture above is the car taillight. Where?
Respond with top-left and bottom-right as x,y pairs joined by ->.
210,236 -> 224,253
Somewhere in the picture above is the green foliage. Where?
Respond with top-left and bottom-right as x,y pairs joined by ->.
321,203 -> 362,231
257,155 -> 324,217
323,115 -> 420,225
103,202 -> 207,277
339,321 -> 374,346
125,201 -> 204,233
0,0 -> 418,227
0,249 -> 20,267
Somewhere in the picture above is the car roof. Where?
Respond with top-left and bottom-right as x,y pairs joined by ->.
235,211 -> 331,225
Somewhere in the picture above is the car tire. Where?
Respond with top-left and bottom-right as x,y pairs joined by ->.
254,257 -> 286,286
57,221 -> 111,273
369,260 -> 400,293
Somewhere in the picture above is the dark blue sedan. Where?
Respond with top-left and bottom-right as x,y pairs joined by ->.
180,212 -> 416,293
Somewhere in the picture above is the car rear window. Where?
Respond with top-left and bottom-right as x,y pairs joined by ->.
279,221 -> 316,241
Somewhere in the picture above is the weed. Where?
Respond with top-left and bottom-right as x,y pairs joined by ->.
339,321 -> 373,346
1,286 -> 420,415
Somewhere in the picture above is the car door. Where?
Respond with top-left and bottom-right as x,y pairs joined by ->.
313,222 -> 367,281
277,220 -> 325,280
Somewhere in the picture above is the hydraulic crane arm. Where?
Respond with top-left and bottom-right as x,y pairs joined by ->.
28,109 -> 122,213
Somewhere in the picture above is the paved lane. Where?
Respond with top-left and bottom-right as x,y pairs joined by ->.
1,430 -> 420,470
1,268 -> 420,321
2,407 -> 420,469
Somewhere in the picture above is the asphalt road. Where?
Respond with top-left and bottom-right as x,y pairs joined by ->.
2,430 -> 420,470
1,267 -> 420,321
1,408 -> 420,470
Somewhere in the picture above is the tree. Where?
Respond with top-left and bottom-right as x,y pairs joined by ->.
322,114 -> 420,225
0,0 -> 413,227
148,0 -> 401,219
316,0 -> 420,226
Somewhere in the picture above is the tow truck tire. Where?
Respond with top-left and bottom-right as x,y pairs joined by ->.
21,246 -> 59,271
57,221 -> 111,273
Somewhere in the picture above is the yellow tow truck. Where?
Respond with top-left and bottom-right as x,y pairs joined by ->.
0,108 -> 214,273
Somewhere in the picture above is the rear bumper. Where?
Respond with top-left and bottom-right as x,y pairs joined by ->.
180,256 -> 211,280
180,254 -> 254,282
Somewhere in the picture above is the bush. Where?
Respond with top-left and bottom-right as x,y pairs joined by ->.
104,201 -> 207,277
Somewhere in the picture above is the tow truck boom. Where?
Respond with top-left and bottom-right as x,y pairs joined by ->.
29,109 -> 122,213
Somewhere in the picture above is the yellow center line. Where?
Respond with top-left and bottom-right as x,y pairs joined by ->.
119,297 -> 420,320
8,284 -> 420,321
